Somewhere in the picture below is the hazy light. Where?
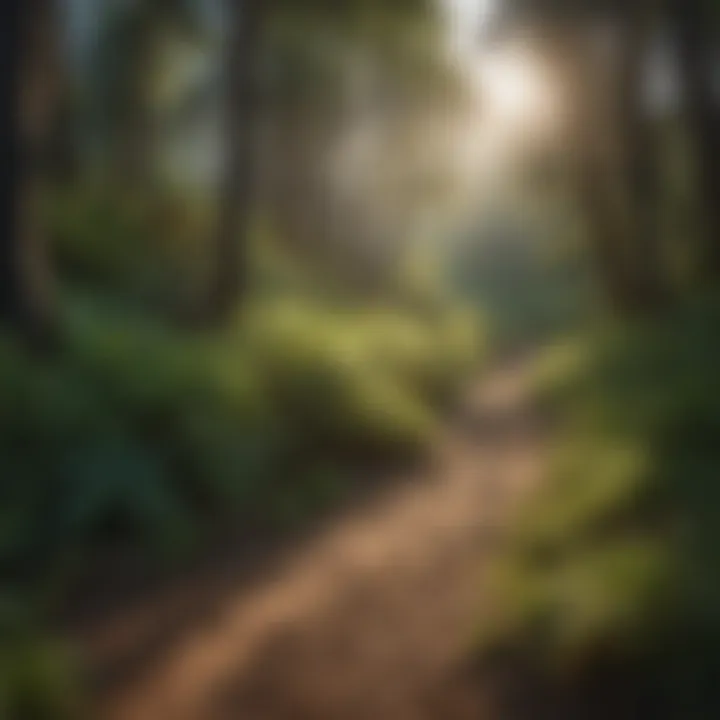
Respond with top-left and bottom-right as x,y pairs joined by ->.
479,47 -> 559,125
446,0 -> 558,122
447,0 -> 496,56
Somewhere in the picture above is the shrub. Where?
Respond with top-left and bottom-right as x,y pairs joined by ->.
477,298 -> 720,708
2,294 -> 482,578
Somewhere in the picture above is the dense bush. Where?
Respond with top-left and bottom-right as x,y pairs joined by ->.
477,297 -> 720,712
1,295 -> 480,579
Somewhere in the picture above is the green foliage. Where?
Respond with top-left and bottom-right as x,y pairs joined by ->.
50,185 -> 211,308
1,292 -> 480,574
0,596 -> 81,720
478,298 -> 720,702
1,284 -> 481,715
244,298 -> 479,453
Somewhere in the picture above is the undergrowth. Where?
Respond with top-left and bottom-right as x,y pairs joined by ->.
1,292 -> 480,717
476,296 -> 720,716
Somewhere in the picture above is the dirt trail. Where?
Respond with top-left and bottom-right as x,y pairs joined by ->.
84,359 -> 545,720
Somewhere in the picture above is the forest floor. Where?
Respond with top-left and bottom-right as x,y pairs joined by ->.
79,358 -> 546,720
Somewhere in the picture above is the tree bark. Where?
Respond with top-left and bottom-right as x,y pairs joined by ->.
207,0 -> 263,322
617,1 -> 669,311
0,0 -> 59,346
559,25 -> 641,315
114,53 -> 156,190
0,1 -> 23,326
668,0 -> 720,279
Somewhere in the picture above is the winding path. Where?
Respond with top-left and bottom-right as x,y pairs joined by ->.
83,359 -> 545,720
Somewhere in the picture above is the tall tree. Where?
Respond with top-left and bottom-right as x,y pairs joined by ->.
568,27 -> 640,314
0,0 -> 61,345
206,0 -> 437,319
618,0 -> 668,311
667,0 -> 720,279
93,0 -> 202,189
207,0 -> 263,321
490,0 -> 668,313
515,15 -> 640,314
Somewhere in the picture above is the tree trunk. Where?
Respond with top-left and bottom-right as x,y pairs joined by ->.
668,0 -> 720,279
617,2 -> 668,312
0,0 -> 59,346
207,0 -> 263,322
559,25 -> 640,315
0,1 -> 23,326
113,14 -> 158,192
